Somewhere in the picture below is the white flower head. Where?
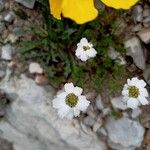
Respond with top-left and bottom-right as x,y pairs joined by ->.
122,77 -> 149,109
75,37 -> 97,62
52,83 -> 90,119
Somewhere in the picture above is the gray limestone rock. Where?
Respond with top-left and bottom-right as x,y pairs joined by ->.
124,37 -> 146,70
0,75 -> 106,150
15,0 -> 36,9
105,117 -> 145,150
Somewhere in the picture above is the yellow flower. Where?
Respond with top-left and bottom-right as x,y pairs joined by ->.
49,0 -> 98,24
101,0 -> 139,9
49,0 -> 139,24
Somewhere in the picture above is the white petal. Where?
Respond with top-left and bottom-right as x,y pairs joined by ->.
57,105 -> 70,119
139,88 -> 149,97
57,92 -> 67,99
75,47 -> 83,57
80,54 -> 88,61
80,38 -> 88,45
73,86 -> 83,96
127,98 -> 139,109
76,95 -> 90,111
139,79 -> 146,87
86,48 -> 97,57
52,98 -> 65,109
73,108 -> 80,117
122,89 -> 128,96
66,110 -> 74,119
127,79 -> 132,85
131,77 -> 146,88
64,83 -> 74,93
138,96 -> 149,105
122,96 -> 129,103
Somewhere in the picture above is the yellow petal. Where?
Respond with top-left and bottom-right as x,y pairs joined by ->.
101,0 -> 139,9
61,0 -> 98,24
49,0 -> 63,19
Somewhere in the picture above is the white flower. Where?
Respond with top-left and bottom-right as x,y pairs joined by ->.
52,83 -> 90,119
122,77 -> 149,109
75,37 -> 97,61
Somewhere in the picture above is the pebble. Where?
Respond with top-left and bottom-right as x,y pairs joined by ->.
143,66 -> 150,85
111,96 -> 128,110
95,95 -> 104,111
83,116 -> 95,127
4,33 -> 19,43
105,117 -> 145,150
124,36 -> 146,70
131,108 -> 142,119
143,9 -> 150,18
0,0 -> 4,12
0,22 -> 5,34
97,127 -> 107,136
133,5 -> 143,22
4,12 -> 15,23
29,62 -> 43,74
137,28 -> 150,44
35,74 -> 49,85
15,0 -> 36,9
0,63 -> 6,78
132,24 -> 142,32
93,117 -> 103,132
108,47 -> 126,65
1,44 -> 14,60
102,107 -> 111,116
143,16 -> 150,27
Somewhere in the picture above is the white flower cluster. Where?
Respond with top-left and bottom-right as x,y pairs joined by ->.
75,38 -> 97,61
122,77 -> 149,109
52,37 -> 149,119
53,83 -> 90,119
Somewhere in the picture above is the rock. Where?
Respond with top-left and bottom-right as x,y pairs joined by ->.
131,108 -> 142,119
111,96 -> 127,110
0,0 -> 4,12
124,37 -> 146,70
147,144 -> 150,150
5,34 -> 19,43
131,24 -> 142,32
143,9 -> 150,18
143,66 -> 150,85
140,105 -> 150,129
102,107 -> 111,116
4,12 -> 15,23
143,16 -> 150,27
1,44 -> 14,60
97,127 -> 107,136
144,129 -> 150,144
0,75 -> 106,150
29,62 -> 43,74
108,47 -> 126,65
15,0 -> 36,9
83,116 -> 95,127
0,91 -> 8,117
93,117 -> 103,132
137,28 -> 150,44
35,74 -> 49,85
0,62 -> 6,79
132,5 -> 143,22
0,137 -> 13,150
86,105 -> 96,119
95,95 -> 104,111
105,117 -> 145,150
0,22 -> 5,34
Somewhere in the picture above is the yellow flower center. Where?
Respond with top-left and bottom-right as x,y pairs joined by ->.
65,93 -> 78,107
83,46 -> 90,51
128,86 -> 139,98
